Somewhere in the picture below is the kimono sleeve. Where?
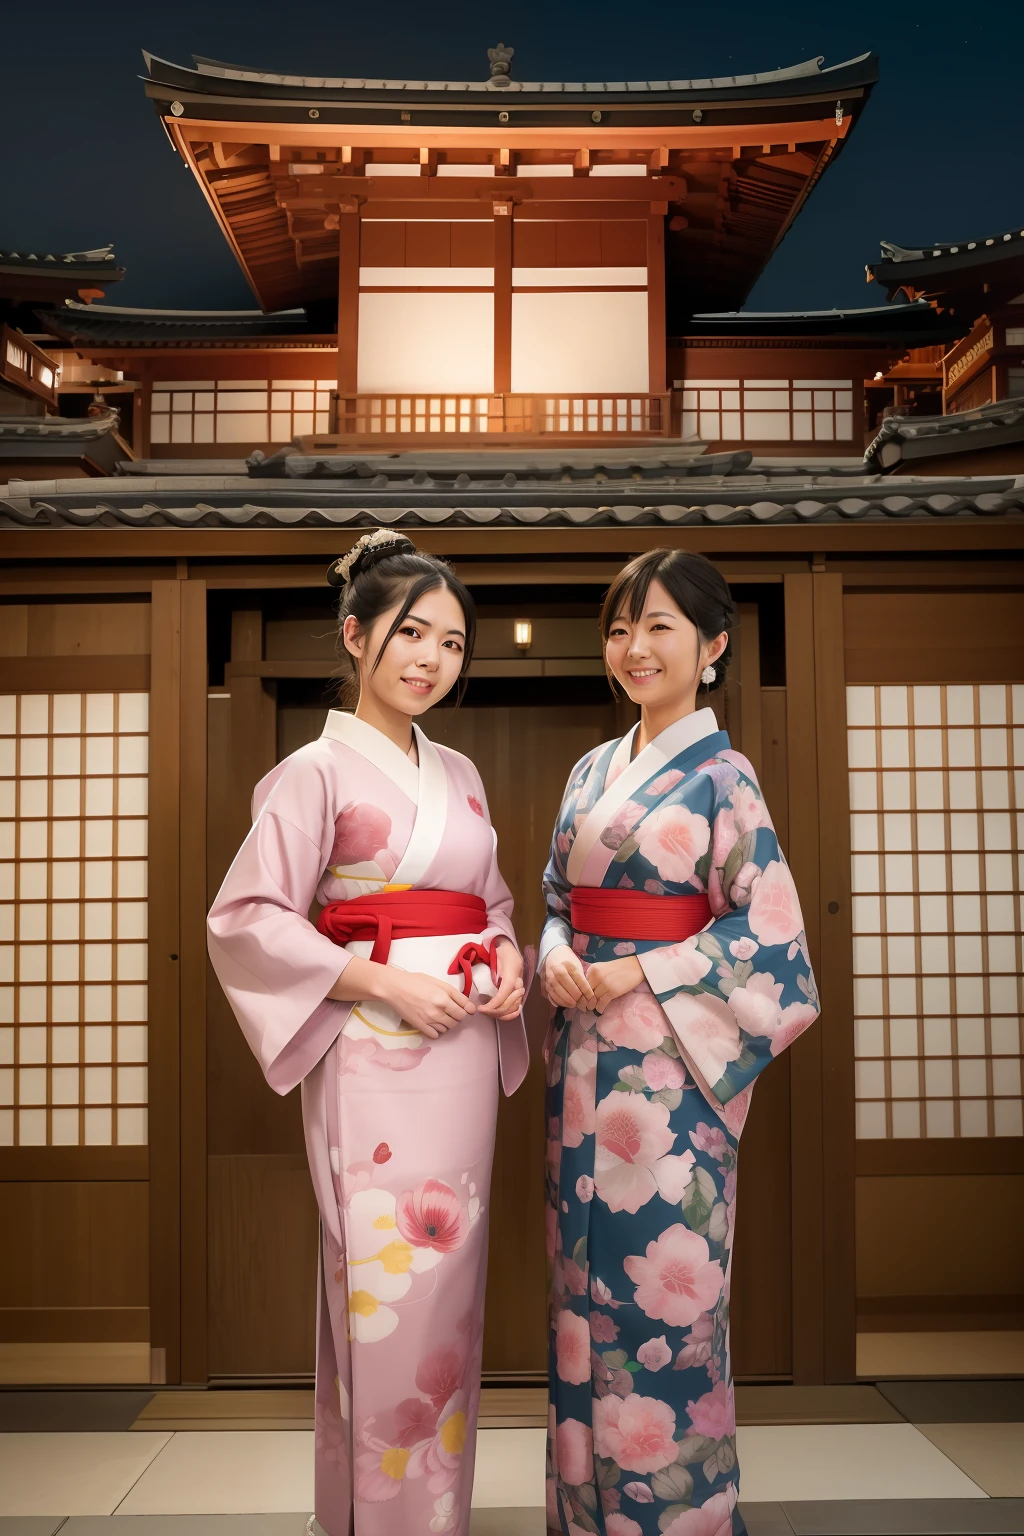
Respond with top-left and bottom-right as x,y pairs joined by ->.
207,753 -> 350,1096
539,749 -> 596,970
470,770 -> 519,953
638,759 -> 820,1109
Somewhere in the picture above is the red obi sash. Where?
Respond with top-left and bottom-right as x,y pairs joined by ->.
570,888 -> 712,942
316,889 -> 494,992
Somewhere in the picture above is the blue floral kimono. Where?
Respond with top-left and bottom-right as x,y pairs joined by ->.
540,708 -> 819,1536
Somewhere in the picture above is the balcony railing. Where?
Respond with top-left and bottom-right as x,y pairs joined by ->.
1,325 -> 60,409
327,391 -> 671,443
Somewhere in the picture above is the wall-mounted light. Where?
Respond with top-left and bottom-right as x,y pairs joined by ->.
513,620 -> 532,651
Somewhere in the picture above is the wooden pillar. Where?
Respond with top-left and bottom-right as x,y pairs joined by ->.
813,570 -> 857,1381
149,579 -> 183,1382
136,363 -> 152,459
493,203 -> 513,397
179,577 -> 209,1384
337,213 -> 361,399
784,572 -> 825,1384
647,206 -> 667,397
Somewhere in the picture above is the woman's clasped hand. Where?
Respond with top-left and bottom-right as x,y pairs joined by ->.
540,944 -> 642,1014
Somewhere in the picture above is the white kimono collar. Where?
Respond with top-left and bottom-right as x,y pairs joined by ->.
321,711 -> 448,885
322,709 -> 420,799
566,706 -> 721,886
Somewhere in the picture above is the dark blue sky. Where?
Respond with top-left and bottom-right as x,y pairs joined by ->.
3,0 -> 1021,313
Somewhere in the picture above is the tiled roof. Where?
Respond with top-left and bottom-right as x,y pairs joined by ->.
865,397 -> 1024,471
683,302 -> 964,343
0,408 -> 128,475
866,226 -> 1024,294
144,49 -> 875,100
0,407 -> 122,443
38,300 -> 324,347
0,246 -> 120,272
3,449 -> 1021,527
875,228 -> 1024,265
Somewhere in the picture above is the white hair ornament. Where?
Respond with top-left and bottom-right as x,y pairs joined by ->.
327,528 -> 409,587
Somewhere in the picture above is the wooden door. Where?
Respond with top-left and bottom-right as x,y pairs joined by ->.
423,697 -> 622,1374
841,590 -> 1024,1351
202,593 -> 802,1383
0,597 -> 171,1385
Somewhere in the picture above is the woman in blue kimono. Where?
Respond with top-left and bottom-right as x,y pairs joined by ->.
540,549 -> 819,1536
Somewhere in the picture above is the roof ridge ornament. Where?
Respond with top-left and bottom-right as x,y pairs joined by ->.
487,42 -> 514,86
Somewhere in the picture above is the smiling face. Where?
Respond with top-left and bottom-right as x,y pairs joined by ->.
604,577 -> 728,714
343,579 -> 467,718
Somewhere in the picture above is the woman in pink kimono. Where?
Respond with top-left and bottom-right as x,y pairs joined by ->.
208,530 -> 528,1536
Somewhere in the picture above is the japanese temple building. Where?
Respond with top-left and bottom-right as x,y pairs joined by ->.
1,43 -> 1022,1399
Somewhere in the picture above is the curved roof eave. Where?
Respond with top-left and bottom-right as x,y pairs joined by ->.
140,47 -> 878,107
868,225 -> 1024,289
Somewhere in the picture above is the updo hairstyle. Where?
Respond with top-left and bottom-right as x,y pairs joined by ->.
599,548 -> 735,692
327,531 -> 477,705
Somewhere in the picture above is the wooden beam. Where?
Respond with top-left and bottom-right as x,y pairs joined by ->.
6,525 -> 1022,565
178,115 -> 854,155
276,173 -> 688,210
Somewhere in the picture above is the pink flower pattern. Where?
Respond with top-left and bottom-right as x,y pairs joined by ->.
747,858 -> 805,944
555,1417 -> 593,1485
596,988 -> 670,1053
624,1225 -> 725,1328
635,804 -> 711,884
555,1310 -> 592,1385
661,1489 -> 737,1536
330,801 -> 392,866
396,1180 -> 469,1253
594,1091 -> 695,1214
593,1393 -> 679,1474
636,1335 -> 673,1372
659,991 -> 742,1086
687,1381 -> 736,1439
544,734 -> 817,1530
607,1516 -> 644,1536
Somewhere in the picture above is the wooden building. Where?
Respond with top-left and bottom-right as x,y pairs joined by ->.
0,44 -> 1022,1395
868,225 -> 1024,415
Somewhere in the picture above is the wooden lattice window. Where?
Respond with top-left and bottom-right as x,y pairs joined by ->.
0,693 -> 149,1147
680,379 -> 855,443
149,379 -> 334,445
848,684 -> 1023,1138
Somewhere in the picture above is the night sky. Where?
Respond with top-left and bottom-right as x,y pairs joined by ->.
3,0 -> 1021,314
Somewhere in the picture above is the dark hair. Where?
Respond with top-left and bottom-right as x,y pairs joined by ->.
327,534 -> 477,706
599,548 -> 735,693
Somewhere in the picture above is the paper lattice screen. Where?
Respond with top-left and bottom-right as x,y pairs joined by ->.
0,693 -> 149,1148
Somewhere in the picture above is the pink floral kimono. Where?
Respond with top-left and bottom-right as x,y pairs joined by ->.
541,708 -> 819,1536
208,711 -> 529,1536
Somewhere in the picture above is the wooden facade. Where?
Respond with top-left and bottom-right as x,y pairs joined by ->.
1,504 -> 1022,1387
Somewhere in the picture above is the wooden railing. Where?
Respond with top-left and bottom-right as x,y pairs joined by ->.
1,325 -> 60,409
331,392 -> 671,441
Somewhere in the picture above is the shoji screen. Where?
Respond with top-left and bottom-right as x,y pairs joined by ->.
848,682 -> 1023,1138
0,692 -> 150,1148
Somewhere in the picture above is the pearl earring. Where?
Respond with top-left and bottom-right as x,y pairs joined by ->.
701,664 -> 716,686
